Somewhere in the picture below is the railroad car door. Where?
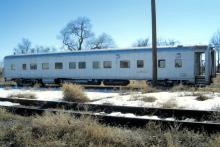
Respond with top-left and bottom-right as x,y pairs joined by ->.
194,49 -> 207,84
116,53 -> 132,79
195,52 -> 205,76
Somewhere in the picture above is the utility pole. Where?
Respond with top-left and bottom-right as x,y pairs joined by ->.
151,0 -> 157,86
217,46 -> 220,72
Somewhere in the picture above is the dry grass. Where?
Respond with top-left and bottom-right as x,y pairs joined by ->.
0,81 -> 16,87
31,113 -> 141,146
62,83 -> 89,102
161,99 -> 178,108
128,80 -> 157,93
195,74 -> 220,93
7,92 -> 36,99
128,80 -> 147,89
0,108 -> 220,147
171,83 -> 220,93
209,75 -> 220,92
0,109 -> 26,121
102,102 -> 113,106
130,95 -> 157,103
141,96 -> 157,102
0,111 -> 146,146
171,84 -> 195,92
142,85 -> 158,93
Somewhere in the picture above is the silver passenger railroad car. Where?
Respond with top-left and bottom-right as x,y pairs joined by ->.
3,45 -> 216,86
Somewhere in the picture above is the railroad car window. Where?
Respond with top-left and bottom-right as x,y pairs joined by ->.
78,62 -> 86,69
11,64 -> 15,70
69,62 -> 76,69
93,61 -> 100,69
42,63 -> 49,70
22,64 -> 27,70
175,59 -> 182,68
158,60 -> 166,68
137,60 -> 144,68
103,61 -> 112,68
30,64 -> 37,70
55,63 -> 63,69
120,60 -> 130,68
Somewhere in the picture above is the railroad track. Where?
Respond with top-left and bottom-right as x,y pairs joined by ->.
0,97 -> 217,121
1,97 -> 220,133
1,104 -> 220,133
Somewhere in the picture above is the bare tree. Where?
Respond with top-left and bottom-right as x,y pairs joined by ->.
61,17 -> 94,51
133,38 -> 179,47
88,33 -> 116,49
210,30 -> 220,72
133,38 -> 150,47
157,38 -> 179,46
166,39 -> 179,46
32,46 -> 57,54
14,38 -> 32,54
211,30 -> 220,45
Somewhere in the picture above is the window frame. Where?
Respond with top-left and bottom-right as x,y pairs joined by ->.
42,63 -> 49,70
11,64 -> 15,70
175,59 -> 182,68
55,62 -> 63,70
69,62 -> 76,69
78,62 -> 86,69
158,59 -> 166,68
93,61 -> 100,69
120,60 -> 130,68
30,63 -> 37,70
137,60 -> 144,68
22,64 -> 27,70
103,61 -> 112,69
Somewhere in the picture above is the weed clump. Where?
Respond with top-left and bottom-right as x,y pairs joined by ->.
161,99 -> 178,108
196,94 -> 212,101
62,83 -> 89,102
171,84 -> 193,92
7,93 -> 36,99
130,95 -> 157,103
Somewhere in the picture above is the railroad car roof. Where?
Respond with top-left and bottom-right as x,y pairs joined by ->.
4,45 -> 208,59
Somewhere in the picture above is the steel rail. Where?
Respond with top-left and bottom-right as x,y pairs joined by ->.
0,97 -> 218,121
0,105 -> 220,133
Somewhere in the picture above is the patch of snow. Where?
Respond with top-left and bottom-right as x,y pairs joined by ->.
0,88 -> 119,102
95,112 -> 195,122
85,90 -> 120,101
0,101 -> 20,106
183,118 -> 196,122
0,88 -> 63,101
0,88 -> 220,111
90,91 -> 220,110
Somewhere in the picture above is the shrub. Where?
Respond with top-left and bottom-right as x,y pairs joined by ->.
171,84 -> 194,92
31,113 -> 145,146
62,83 -> 89,102
7,93 -> 36,99
128,80 -> 157,93
142,85 -> 158,93
196,94 -> 212,101
141,96 -> 157,102
161,99 -> 178,108
130,95 -> 157,103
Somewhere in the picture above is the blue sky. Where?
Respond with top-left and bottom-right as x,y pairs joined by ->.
0,0 -> 220,60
